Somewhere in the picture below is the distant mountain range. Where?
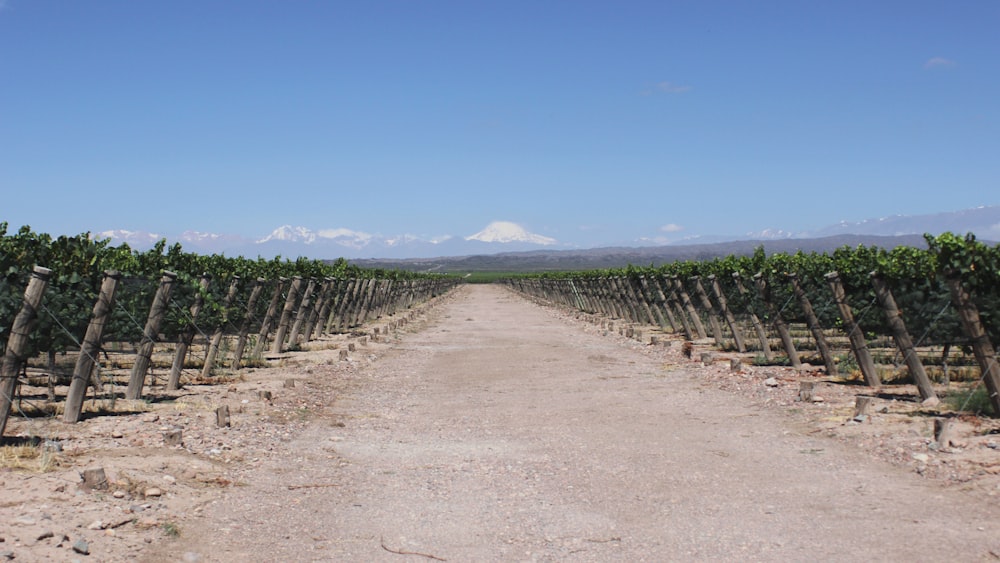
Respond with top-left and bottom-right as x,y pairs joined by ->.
95,206 -> 1000,265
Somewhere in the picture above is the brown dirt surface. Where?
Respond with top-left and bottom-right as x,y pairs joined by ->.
3,284 -> 999,562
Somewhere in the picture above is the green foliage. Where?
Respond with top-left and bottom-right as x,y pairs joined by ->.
502,232 -> 1000,353
0,224 -> 448,360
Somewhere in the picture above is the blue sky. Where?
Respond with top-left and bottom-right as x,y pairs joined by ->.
2,1 -> 997,251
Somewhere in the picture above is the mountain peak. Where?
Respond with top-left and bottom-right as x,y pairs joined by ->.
465,221 -> 557,245
256,225 -> 316,244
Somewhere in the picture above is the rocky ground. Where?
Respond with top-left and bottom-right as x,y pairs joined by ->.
1,284 -> 998,562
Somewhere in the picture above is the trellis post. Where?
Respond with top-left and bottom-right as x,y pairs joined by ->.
64,270 -> 121,423
753,273 -> 801,368
126,271 -> 178,400
168,273 -> 212,390
788,273 -> 838,376
825,272 -> 880,387
0,266 -> 52,436
870,272 -> 937,404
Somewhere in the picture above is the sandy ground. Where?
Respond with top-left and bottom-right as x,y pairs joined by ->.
3,284 -> 999,562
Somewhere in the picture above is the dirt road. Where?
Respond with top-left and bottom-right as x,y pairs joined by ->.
154,284 -> 998,561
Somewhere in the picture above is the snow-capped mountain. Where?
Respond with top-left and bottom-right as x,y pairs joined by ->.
92,207 -> 999,260
255,225 -> 318,244
466,221 -> 557,245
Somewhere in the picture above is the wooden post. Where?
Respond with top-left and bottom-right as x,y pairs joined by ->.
286,278 -> 316,349
64,270 -> 121,423
798,381 -> 815,402
167,273 -> 212,390
787,273 -> 838,376
934,418 -> 958,449
126,271 -> 178,401
329,278 -> 357,333
753,273 -> 800,368
825,272 -> 880,387
708,275 -> 746,353
201,275 -> 240,379
732,273 -> 774,361
854,396 -> 874,419
316,278 -> 342,337
0,266 -> 52,436
945,276 -> 1000,415
216,405 -> 231,427
690,276 -> 726,346
232,277 -> 265,368
870,272 -> 938,404
673,277 -> 708,339
303,278 -> 333,342
659,278 -> 694,340
642,275 -> 677,332
251,278 -> 285,361
273,276 -> 304,353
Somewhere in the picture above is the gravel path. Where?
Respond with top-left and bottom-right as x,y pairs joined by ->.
152,284 -> 999,562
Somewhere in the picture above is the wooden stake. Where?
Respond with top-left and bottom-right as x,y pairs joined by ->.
945,276 -> 1000,415
286,278 -> 317,348
753,273 -> 801,368
870,272 -> 937,404
0,266 -> 52,436
787,274 -> 838,376
202,275 -> 240,379
64,270 -> 121,423
126,271 -> 178,401
732,273 -> 773,361
251,278 -> 286,361
216,405 -> 231,427
854,396 -> 874,419
825,272 -> 880,387
168,273 -> 212,390
232,277 -> 265,368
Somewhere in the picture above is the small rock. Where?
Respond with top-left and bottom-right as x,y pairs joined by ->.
764,377 -> 780,387
113,491 -> 126,499
163,475 -> 176,485
111,430 -> 124,439
810,396 -> 825,403
144,488 -> 163,498
0,551 -> 13,561
36,530 -> 54,541
142,414 -> 160,423
912,453 -> 930,463
87,520 -> 104,530
72,538 -> 90,555
15,516 -> 36,526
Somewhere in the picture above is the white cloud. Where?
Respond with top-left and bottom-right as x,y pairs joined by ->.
659,223 -> 684,233
924,57 -> 956,69
656,81 -> 692,94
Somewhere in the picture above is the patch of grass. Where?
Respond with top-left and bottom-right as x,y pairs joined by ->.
162,521 -> 181,538
0,443 -> 61,473
943,387 -> 997,416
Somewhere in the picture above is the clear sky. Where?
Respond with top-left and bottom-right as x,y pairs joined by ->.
2,1 -> 997,248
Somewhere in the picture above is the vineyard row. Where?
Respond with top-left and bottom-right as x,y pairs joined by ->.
502,232 -> 1000,415
0,223 -> 460,437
